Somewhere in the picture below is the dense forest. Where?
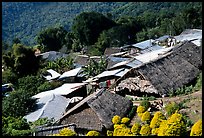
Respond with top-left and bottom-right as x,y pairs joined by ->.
2,2 -> 202,136
2,2 -> 202,46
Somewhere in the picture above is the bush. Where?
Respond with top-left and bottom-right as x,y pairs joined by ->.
107,130 -> 113,136
121,117 -> 130,125
2,116 -> 32,136
112,115 -> 121,125
137,113 -> 144,119
140,124 -> 151,136
127,106 -> 137,119
131,123 -> 141,135
165,102 -> 180,116
140,100 -> 150,111
136,105 -> 146,113
150,111 -> 166,129
151,128 -> 159,135
141,111 -> 151,123
190,119 -> 202,136
57,128 -> 77,136
113,124 -> 133,136
157,112 -> 187,136
86,130 -> 100,136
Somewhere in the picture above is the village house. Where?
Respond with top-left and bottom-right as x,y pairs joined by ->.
53,89 -> 133,136
113,41 -> 202,97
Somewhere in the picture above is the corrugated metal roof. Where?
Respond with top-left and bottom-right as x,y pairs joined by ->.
44,69 -> 61,80
33,83 -> 86,98
94,68 -> 125,79
110,59 -> 142,69
134,47 -> 173,63
24,94 -> 70,122
58,67 -> 82,79
39,51 -> 68,61
155,35 -> 170,41
115,69 -> 130,77
140,45 -> 164,54
132,39 -> 155,50
175,29 -> 202,46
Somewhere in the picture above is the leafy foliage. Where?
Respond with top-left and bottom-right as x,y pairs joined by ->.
140,124 -> 151,136
2,116 -> 32,136
37,27 -> 68,52
190,119 -> 202,136
86,130 -> 100,136
2,89 -> 37,117
113,124 -> 133,136
121,117 -> 130,125
140,100 -> 150,111
157,112 -> 187,136
131,123 -> 141,135
150,111 -> 166,129
52,128 -> 77,136
72,11 -> 116,46
141,111 -> 151,123
112,115 -> 121,125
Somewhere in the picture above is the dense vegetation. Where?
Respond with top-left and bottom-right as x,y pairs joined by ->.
2,2 -> 202,136
2,2 -> 201,47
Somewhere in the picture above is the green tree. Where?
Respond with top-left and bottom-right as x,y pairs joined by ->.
72,11 -> 116,46
2,116 -> 32,136
36,26 -> 68,52
3,43 -> 39,77
2,89 -> 37,117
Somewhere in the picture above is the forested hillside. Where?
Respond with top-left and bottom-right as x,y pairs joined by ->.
2,2 -> 201,46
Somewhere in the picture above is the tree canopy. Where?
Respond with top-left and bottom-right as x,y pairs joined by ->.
72,11 -> 117,46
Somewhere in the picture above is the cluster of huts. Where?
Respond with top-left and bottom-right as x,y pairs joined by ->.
23,29 -> 202,136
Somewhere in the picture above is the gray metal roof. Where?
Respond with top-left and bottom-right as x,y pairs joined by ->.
24,94 -> 70,122
132,39 -> 155,50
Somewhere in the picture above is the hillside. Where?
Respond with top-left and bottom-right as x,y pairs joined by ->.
2,2 -> 201,46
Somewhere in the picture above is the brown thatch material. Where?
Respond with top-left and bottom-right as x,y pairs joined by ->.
104,47 -> 121,56
114,41 -> 202,96
57,89 -> 132,132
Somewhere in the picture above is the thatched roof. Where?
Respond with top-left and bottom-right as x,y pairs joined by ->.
56,89 -> 132,132
114,41 -> 202,96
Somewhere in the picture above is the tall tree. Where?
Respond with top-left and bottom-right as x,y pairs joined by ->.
2,43 -> 39,77
36,27 -> 68,52
71,11 -> 116,46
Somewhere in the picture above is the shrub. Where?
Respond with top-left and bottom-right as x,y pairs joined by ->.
165,102 -> 180,116
112,115 -> 121,125
141,111 -> 151,123
190,119 -> 202,136
151,128 -> 159,135
86,130 -> 100,136
157,112 -> 187,136
137,113 -> 144,119
150,111 -> 166,129
140,124 -> 151,136
121,117 -> 130,125
58,128 -> 77,136
127,106 -> 137,119
107,130 -> 113,136
131,123 -> 141,135
113,124 -> 133,136
137,106 -> 146,113
140,100 -> 150,111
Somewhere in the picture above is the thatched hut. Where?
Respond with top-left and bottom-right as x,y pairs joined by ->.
55,89 -> 132,135
114,41 -> 202,97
